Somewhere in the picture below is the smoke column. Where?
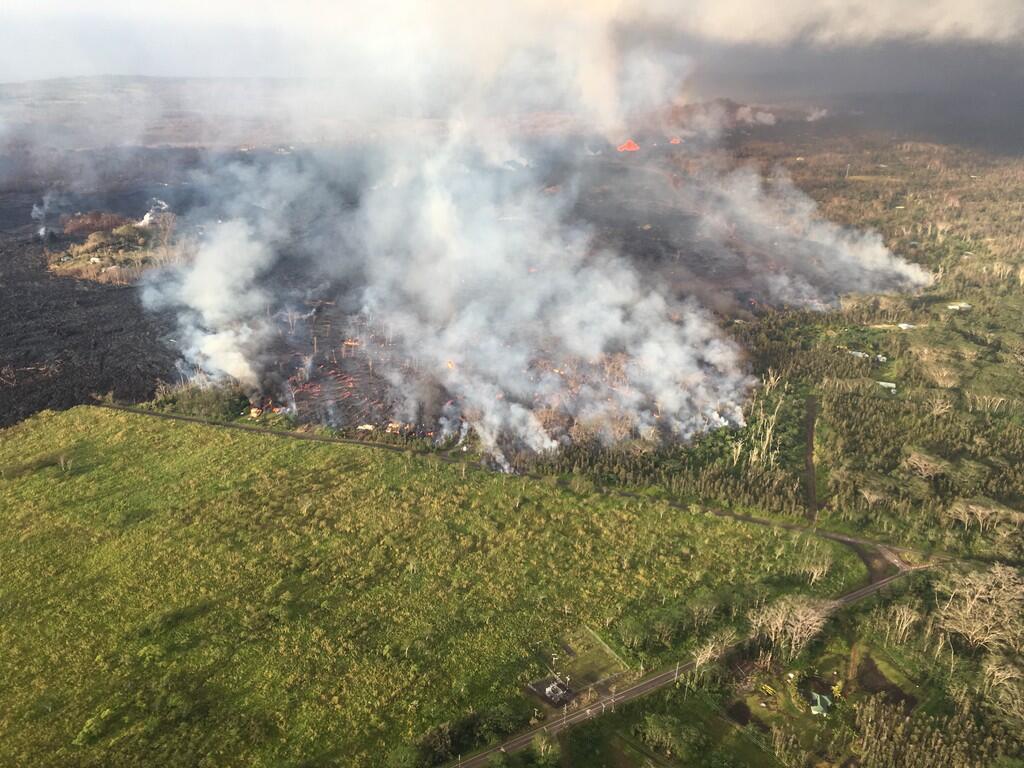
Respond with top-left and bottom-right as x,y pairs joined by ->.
141,3 -> 930,457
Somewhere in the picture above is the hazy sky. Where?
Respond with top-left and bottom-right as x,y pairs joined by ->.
2,1 -> 1022,86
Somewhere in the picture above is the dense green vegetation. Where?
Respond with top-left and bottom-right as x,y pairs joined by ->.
146,381 -> 251,422
527,137 -> 1024,563
0,407 -> 864,767
527,135 -> 1024,766
561,564 -> 1024,768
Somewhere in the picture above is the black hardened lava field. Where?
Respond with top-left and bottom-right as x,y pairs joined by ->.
0,186 -> 179,426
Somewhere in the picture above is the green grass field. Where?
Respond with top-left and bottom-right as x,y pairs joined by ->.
0,407 -> 866,767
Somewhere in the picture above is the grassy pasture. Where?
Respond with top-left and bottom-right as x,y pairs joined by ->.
0,407 -> 864,767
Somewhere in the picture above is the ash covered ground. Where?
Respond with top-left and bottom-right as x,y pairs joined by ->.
0,118 -> 925,445
0,140 -> 727,433
0,182 -> 185,428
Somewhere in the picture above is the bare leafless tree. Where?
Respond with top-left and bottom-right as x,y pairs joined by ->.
749,595 -> 836,663
936,564 -> 1024,653
903,449 -> 949,479
884,601 -> 921,645
693,627 -> 738,675
982,654 -> 1022,693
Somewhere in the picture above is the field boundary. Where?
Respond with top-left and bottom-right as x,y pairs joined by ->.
94,402 -> 421,455
582,623 -> 632,672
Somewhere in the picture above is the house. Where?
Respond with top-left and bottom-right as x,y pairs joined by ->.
544,681 -> 571,704
810,692 -> 832,716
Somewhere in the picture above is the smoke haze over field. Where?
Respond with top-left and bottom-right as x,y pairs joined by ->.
3,1 -> 950,454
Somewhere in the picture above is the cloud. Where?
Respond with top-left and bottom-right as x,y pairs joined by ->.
670,0 -> 1024,45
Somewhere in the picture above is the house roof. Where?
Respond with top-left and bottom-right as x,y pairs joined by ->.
810,691 -> 833,715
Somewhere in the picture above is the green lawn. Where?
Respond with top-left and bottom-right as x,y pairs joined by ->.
0,407 -> 865,767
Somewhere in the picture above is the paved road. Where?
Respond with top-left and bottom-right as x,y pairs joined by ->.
451,565 -> 917,767
452,661 -> 701,767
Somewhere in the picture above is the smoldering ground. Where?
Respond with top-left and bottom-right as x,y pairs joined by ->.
141,125 -> 927,459
7,1 -> 954,454
134,2 -> 933,457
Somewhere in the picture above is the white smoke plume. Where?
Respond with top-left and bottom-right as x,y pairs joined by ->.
125,2 -> 933,455
694,168 -> 931,306
143,220 -> 275,388
30,191 -> 57,239
350,136 -> 750,454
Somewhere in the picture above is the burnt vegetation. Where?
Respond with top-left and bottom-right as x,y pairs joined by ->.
0,194 -> 179,427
